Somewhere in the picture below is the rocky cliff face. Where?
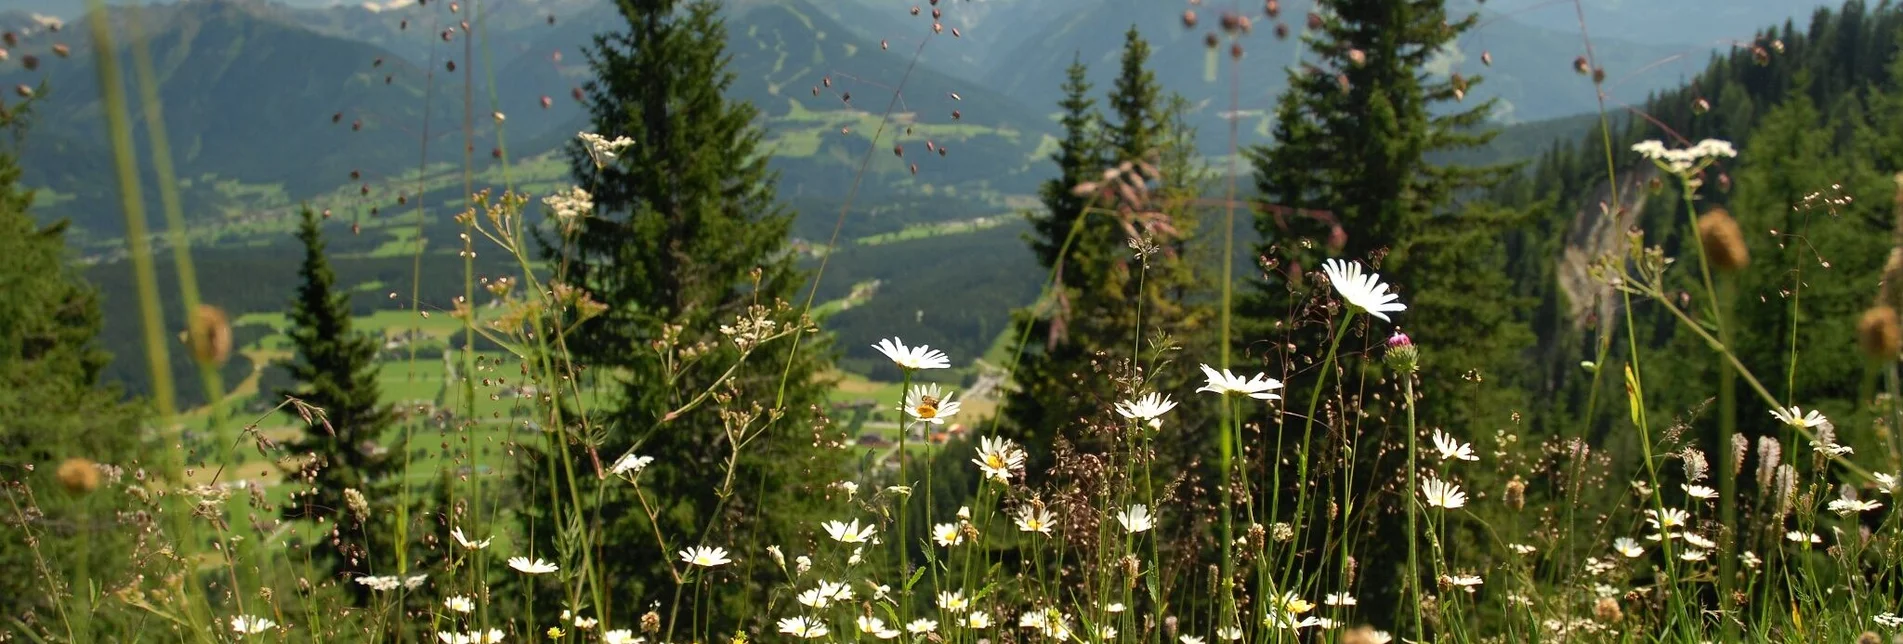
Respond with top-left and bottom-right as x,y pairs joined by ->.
1557,165 -> 1659,331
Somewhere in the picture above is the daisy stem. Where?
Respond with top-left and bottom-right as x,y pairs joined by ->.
1277,311 -> 1354,590
1403,373 -> 1425,639
896,369 -> 915,620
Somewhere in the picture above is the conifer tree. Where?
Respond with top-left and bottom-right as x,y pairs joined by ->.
539,0 -> 833,615
0,95 -> 146,627
1242,0 -> 1523,622
278,206 -> 401,600
1004,30 -> 1212,475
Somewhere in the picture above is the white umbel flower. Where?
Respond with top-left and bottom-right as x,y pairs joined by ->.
872,337 -> 950,370
578,131 -> 634,168
1195,364 -> 1283,400
610,453 -> 654,477
1322,258 -> 1406,321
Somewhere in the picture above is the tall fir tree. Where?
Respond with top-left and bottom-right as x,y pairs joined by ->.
1242,0 -> 1525,624
538,0 -> 833,620
278,206 -> 402,601
1004,29 -> 1213,476
0,96 -> 146,628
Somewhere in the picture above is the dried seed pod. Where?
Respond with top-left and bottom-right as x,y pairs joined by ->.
1574,55 -> 1589,75
1858,306 -> 1901,361
188,304 -> 233,366
1696,207 -> 1749,272
1183,9 -> 1198,27
57,458 -> 100,494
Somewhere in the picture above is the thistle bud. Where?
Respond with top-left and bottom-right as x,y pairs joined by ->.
1384,331 -> 1418,373
1504,475 -> 1526,511
188,304 -> 233,366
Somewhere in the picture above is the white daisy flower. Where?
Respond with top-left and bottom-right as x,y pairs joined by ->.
1116,504 -> 1155,533
779,617 -> 829,639
1322,258 -> 1406,321
1785,531 -> 1821,545
679,546 -> 731,568
932,522 -> 965,547
602,629 -> 640,644
444,596 -> 475,613
1195,364 -> 1283,400
1015,506 -> 1056,534
872,337 -> 950,370
1770,405 -> 1832,432
1829,498 -> 1882,515
230,615 -> 276,636
972,436 -> 1026,483
1613,537 -> 1644,558
965,611 -> 993,629
857,616 -> 901,639
1678,550 -> 1709,562
823,519 -> 879,544
907,619 -> 938,634
1115,392 -> 1178,424
508,557 -> 558,574
1431,429 -> 1478,461
1683,484 -> 1717,500
1421,476 -> 1466,509
938,590 -> 969,612
451,527 -> 491,550
1324,593 -> 1356,606
903,383 -> 962,425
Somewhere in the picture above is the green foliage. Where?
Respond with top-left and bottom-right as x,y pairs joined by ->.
1002,32 -> 1212,477
535,0 -> 837,623
1242,0 -> 1526,625
0,98 -> 146,629
277,206 -> 405,602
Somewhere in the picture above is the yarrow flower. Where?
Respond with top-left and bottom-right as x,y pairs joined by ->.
872,337 -> 950,370
1195,364 -> 1283,400
543,186 -> 593,223
610,453 -> 654,478
1828,498 -> 1882,515
356,575 -> 401,591
680,546 -> 732,568
903,383 -> 962,425
578,131 -> 634,169
508,557 -> 558,574
1631,138 -> 1736,174
1322,258 -> 1406,321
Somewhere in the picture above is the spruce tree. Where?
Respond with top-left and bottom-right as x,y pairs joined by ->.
278,206 -> 401,600
0,96 -> 146,628
1242,0 -> 1523,623
539,0 -> 833,618
1004,30 -> 1212,476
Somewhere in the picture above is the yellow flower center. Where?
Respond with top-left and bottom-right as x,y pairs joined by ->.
914,395 -> 939,419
